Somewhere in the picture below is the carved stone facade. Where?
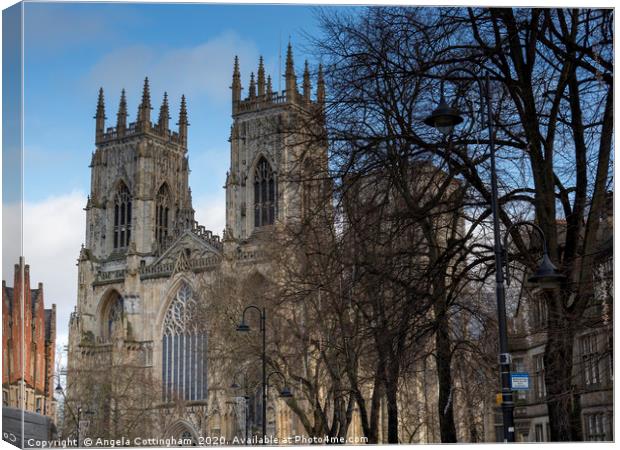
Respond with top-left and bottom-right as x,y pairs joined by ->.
67,46 -> 326,442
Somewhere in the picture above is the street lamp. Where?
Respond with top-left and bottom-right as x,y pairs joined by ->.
236,305 -> 267,444
423,97 -> 463,135
424,68 -> 564,443
236,307 -> 293,445
504,221 -> 566,290
55,383 -> 94,446
231,368 -> 293,444
267,371 -> 294,399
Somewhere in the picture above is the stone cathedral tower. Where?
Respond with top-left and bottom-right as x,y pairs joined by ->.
67,45 -> 327,443
225,43 -> 326,244
86,80 -> 195,260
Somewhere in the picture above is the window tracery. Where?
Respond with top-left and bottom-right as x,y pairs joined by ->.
254,157 -> 276,227
113,183 -> 132,249
162,283 -> 207,402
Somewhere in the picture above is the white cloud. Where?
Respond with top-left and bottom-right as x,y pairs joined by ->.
84,31 -> 261,106
194,192 -> 227,238
3,192 -> 87,351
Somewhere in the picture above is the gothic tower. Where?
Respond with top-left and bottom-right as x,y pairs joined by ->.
68,48 -> 325,441
69,78 -> 224,441
86,78 -> 195,260
225,45 -> 327,243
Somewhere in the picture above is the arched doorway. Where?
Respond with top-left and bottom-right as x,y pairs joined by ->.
166,420 -> 199,446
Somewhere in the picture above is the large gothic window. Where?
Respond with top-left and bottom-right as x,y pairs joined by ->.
254,157 -> 276,227
113,183 -> 132,249
156,184 -> 171,247
162,283 -> 207,402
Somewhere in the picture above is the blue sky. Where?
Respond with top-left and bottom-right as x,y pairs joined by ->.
23,2 -> 330,203
9,1 -> 350,349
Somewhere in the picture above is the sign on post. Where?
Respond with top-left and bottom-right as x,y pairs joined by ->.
510,372 -> 529,390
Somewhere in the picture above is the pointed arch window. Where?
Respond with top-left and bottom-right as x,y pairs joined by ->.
156,184 -> 171,247
254,157 -> 276,227
162,283 -> 207,402
101,293 -> 124,342
113,183 -> 132,249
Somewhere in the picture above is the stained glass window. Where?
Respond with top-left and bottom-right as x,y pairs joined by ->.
162,283 -> 207,402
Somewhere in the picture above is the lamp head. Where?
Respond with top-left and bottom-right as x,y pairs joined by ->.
236,322 -> 250,332
230,382 -> 241,389
528,253 -> 566,290
423,99 -> 464,135
279,386 -> 293,398
55,383 -> 63,395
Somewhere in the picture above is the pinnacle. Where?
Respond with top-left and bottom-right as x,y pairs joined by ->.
159,92 -> 170,122
95,87 -> 106,118
249,72 -> 256,98
178,95 -> 188,125
233,55 -> 240,76
141,77 -> 152,109
118,89 -> 127,114
286,41 -> 295,71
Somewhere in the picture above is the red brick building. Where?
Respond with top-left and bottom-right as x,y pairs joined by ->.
2,257 -> 57,419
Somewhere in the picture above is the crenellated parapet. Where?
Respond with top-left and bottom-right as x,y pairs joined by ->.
95,77 -> 189,149
231,43 -> 325,116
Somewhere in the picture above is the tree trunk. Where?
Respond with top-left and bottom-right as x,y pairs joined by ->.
383,357 -> 400,445
385,380 -> 399,443
435,311 -> 457,442
368,365 -> 382,444
544,304 -> 582,441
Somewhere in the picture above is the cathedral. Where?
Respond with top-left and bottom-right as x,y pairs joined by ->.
66,44 -> 327,442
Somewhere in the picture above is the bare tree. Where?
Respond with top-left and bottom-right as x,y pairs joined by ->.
312,6 -> 613,441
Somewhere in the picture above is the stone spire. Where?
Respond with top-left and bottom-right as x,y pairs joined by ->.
231,56 -> 242,109
303,60 -> 311,103
257,56 -> 266,97
137,77 -> 152,131
266,75 -> 273,99
317,63 -> 325,106
116,89 -> 127,137
158,92 -> 170,138
178,95 -> 188,148
95,87 -> 106,143
285,42 -> 297,101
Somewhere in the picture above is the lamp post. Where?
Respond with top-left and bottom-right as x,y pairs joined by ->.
424,69 -> 564,443
55,383 -> 94,446
503,221 -> 566,290
236,305 -> 267,444
236,307 -> 293,444
264,371 -> 293,440
231,368 -> 293,444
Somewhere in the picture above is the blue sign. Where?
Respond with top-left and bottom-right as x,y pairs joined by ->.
510,372 -> 529,390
